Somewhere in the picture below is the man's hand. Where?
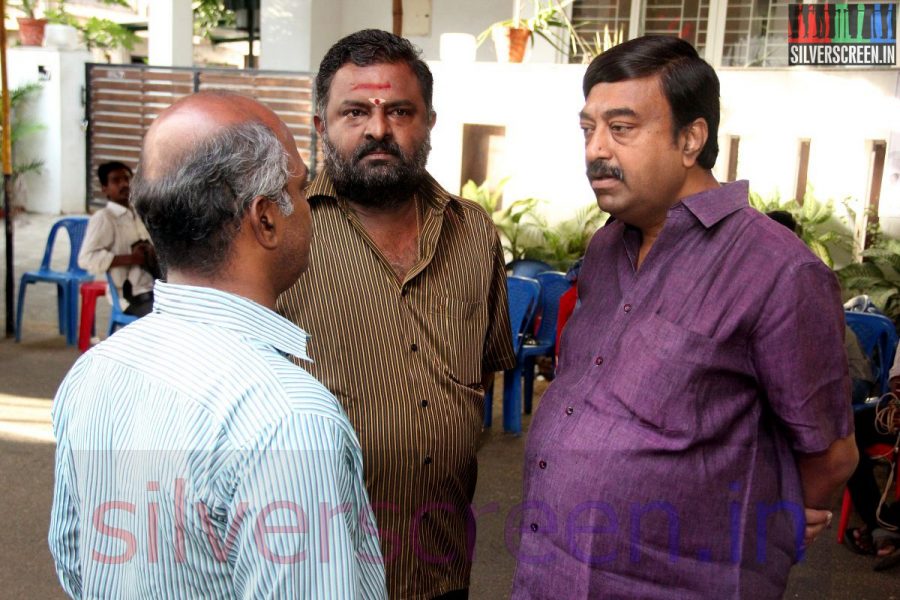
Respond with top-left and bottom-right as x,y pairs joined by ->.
803,507 -> 833,547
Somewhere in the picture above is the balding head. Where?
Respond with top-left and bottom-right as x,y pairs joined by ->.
132,91 -> 308,278
141,92 -> 290,181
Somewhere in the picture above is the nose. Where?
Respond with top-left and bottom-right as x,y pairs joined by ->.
585,127 -> 612,163
365,108 -> 391,141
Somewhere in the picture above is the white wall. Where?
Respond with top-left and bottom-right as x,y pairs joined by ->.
9,48 -> 90,215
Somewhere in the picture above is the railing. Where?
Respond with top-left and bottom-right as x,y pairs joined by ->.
85,62 -> 319,211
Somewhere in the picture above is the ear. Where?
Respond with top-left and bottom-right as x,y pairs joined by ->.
246,195 -> 280,251
679,117 -> 708,168
314,114 -> 325,136
428,110 -> 437,130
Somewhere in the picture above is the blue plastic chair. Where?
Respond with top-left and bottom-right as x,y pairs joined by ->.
106,272 -> 139,336
507,259 -> 554,279
485,275 -> 541,434
521,271 -> 574,414
844,311 -> 898,396
16,217 -> 94,345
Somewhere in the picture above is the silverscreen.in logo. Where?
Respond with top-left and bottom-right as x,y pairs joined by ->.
788,3 -> 896,66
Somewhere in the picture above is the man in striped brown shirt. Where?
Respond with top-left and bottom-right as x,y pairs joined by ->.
278,30 -> 515,599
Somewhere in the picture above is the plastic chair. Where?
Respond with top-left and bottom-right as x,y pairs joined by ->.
106,272 -> 138,336
78,280 -> 108,352
507,259 -> 553,279
16,217 -> 94,345
845,311 -> 899,395
521,271 -> 574,414
484,275 -> 541,434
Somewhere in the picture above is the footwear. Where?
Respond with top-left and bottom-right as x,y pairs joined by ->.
873,530 -> 900,572
843,527 -> 876,556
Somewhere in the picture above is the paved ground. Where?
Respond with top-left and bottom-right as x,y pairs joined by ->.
1,213 -> 896,598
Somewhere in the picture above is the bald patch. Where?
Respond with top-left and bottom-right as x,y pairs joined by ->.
141,92 -> 284,180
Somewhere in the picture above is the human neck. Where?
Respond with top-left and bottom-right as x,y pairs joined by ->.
166,268 -> 278,311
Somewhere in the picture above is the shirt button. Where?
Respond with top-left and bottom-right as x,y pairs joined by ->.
565,406 -> 574,415
595,356 -> 604,366
410,343 -> 418,352
530,523 -> 539,532
421,399 -> 429,408
538,460 -> 547,469
424,455 -> 432,465
624,303 -> 632,313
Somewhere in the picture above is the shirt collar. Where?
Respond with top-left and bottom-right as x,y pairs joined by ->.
152,281 -> 312,362
679,180 -> 749,228
105,200 -> 132,217
307,167 -> 459,214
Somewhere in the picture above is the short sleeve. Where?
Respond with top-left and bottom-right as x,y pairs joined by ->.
750,261 -> 853,454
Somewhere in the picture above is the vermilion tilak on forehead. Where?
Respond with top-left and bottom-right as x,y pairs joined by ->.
351,83 -> 392,90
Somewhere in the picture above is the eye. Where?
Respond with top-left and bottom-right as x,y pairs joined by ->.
580,124 -> 594,138
390,108 -> 411,117
345,108 -> 366,118
610,123 -> 633,135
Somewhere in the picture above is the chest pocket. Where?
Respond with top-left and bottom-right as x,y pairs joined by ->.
605,312 -> 746,437
426,296 -> 486,386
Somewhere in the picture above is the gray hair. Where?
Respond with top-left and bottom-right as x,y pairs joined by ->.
133,120 -> 295,277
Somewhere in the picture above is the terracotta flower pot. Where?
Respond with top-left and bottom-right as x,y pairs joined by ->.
17,17 -> 48,47
506,27 -> 532,63
491,26 -> 532,63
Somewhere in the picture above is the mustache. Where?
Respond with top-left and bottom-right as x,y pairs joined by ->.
587,160 -> 624,182
352,139 -> 403,162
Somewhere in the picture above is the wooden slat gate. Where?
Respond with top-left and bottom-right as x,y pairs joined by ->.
85,63 -> 318,211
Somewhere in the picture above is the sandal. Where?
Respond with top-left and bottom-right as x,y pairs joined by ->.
873,530 -> 900,572
843,527 -> 876,556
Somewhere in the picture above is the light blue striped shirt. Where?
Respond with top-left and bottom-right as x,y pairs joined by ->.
49,281 -> 387,599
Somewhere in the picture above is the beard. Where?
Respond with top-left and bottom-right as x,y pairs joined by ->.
321,129 -> 431,211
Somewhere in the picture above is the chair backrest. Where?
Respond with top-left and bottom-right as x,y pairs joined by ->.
507,275 -> 541,354
507,259 -> 553,279
40,217 -> 91,274
533,271 -> 574,345
845,311 -> 899,395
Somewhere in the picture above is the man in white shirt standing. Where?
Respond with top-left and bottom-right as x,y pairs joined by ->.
78,161 -> 157,316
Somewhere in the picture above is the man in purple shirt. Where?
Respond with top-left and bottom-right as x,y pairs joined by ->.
512,36 -> 858,599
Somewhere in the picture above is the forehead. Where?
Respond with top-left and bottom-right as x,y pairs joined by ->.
106,168 -> 131,180
328,62 -> 424,104
582,75 -> 669,120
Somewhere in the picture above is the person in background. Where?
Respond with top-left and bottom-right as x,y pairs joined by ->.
79,161 -> 158,317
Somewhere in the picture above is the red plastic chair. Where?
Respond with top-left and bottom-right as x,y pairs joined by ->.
78,281 -> 108,352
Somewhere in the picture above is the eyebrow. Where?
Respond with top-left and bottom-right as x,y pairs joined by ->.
579,107 -> 639,121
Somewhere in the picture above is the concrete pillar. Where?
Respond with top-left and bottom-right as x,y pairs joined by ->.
148,0 -> 193,67
260,0 -> 341,72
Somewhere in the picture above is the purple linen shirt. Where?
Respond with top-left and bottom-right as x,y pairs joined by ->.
511,181 -> 853,599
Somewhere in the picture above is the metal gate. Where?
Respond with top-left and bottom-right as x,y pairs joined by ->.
85,63 -> 318,210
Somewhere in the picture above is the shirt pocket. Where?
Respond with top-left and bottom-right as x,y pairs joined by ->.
426,295 -> 486,386
605,312 -> 728,436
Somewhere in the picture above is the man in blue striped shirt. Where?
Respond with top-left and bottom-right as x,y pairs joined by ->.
49,92 -> 387,599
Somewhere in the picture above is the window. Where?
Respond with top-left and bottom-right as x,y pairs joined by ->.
570,0 -> 632,63
642,0 -> 710,54
722,0 -> 791,66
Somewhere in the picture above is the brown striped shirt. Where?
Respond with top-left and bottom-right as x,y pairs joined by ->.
277,169 -> 516,599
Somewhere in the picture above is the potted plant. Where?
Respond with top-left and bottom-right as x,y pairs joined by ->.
10,0 -> 48,46
43,0 -> 138,60
477,0 -> 576,63
0,82 -> 45,215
